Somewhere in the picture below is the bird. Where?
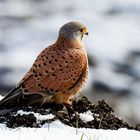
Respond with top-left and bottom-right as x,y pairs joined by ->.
0,21 -> 89,109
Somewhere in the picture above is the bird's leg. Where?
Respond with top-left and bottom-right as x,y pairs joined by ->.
62,95 -> 75,113
65,93 -> 75,104
63,103 -> 73,113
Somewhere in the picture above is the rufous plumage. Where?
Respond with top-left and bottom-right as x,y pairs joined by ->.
0,21 -> 88,108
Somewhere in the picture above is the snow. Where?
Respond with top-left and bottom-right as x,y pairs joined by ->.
0,109 -> 140,140
16,110 -> 54,123
79,111 -> 94,122
0,120 -> 140,140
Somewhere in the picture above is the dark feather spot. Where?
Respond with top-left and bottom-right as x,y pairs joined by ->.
24,89 -> 29,92
38,64 -> 41,67
34,64 -> 37,68
34,74 -> 38,78
38,84 -> 41,87
45,70 -> 48,74
51,67 -> 54,70
50,89 -> 54,92
49,61 -> 52,64
52,74 -> 56,77
55,59 -> 58,62
40,86 -> 44,89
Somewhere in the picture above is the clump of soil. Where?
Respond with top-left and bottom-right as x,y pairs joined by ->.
0,96 -> 139,130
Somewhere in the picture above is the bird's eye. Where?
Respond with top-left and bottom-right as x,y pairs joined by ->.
80,28 -> 84,32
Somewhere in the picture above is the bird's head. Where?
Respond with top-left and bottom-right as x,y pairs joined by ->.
58,21 -> 88,41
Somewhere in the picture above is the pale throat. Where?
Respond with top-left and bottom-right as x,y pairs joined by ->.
74,31 -> 84,42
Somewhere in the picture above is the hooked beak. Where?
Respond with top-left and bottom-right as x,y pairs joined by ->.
85,32 -> 88,36
80,27 -> 88,40
81,27 -> 89,36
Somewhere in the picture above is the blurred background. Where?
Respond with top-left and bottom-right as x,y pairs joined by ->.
0,0 -> 140,125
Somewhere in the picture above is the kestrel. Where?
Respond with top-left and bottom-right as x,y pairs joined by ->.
0,21 -> 88,108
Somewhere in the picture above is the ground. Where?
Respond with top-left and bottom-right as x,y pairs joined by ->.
0,96 -> 140,140
0,96 -> 139,130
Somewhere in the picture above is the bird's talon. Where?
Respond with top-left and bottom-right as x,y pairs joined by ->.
63,103 -> 74,113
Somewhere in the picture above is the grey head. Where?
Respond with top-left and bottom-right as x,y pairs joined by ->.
58,21 -> 88,41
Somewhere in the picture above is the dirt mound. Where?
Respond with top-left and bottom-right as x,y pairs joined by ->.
0,96 -> 139,130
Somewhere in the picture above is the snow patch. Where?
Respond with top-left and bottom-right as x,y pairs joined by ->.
79,111 -> 94,122
16,110 -> 54,123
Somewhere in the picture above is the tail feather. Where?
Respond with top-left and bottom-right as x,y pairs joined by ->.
1,86 -> 21,100
0,86 -> 44,109
0,108 -> 17,116
0,86 -> 23,108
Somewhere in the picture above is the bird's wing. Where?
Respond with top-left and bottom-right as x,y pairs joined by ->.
19,45 -> 87,95
0,45 -> 87,108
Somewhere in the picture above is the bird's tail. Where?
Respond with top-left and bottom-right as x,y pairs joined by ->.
0,86 -> 43,109
0,86 -> 23,108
